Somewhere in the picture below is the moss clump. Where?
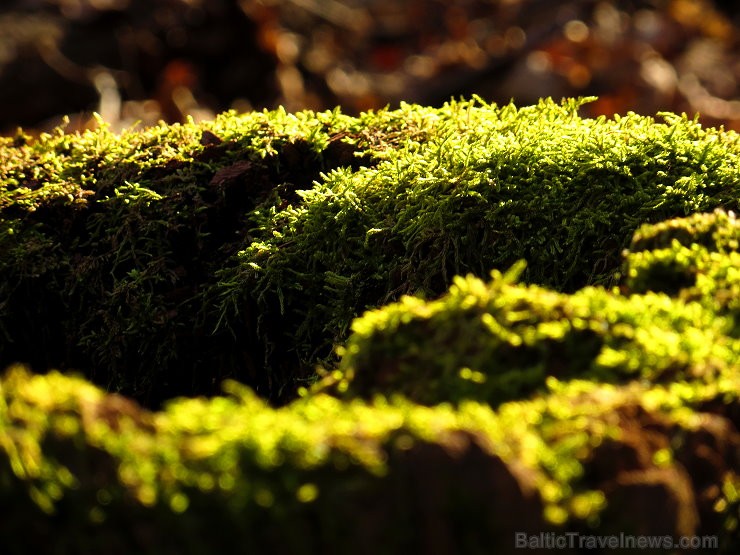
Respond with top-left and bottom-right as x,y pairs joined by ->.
1,364 -> 738,554
2,117 -> 740,551
325,260 -> 737,406
623,208 -> 740,335
4,98 -> 739,404
0,108 -> 379,404
217,98 -> 740,396
1,102 -> 739,555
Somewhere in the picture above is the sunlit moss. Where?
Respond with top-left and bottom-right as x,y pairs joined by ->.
1,98 -> 739,552
323,263 -> 737,406
0,360 -> 738,551
4,98 -> 740,403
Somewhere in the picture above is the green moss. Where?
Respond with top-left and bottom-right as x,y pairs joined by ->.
624,208 -> 740,335
324,259 -> 736,406
2,98 -> 740,403
0,109 -> 379,403
217,98 -> 740,395
2,98 -> 739,553
1,364 -> 737,554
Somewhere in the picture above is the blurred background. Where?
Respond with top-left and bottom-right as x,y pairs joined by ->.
0,0 -> 739,135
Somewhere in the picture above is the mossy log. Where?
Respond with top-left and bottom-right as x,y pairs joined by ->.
2,98 -> 739,404
1,98 -> 739,553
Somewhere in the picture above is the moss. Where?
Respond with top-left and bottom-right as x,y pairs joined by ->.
0,364 -> 737,554
216,98 -> 740,396
1,99 -> 739,552
624,208 -> 740,336
325,260 -> 736,406
0,109 -> 380,403
2,98 -> 740,403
